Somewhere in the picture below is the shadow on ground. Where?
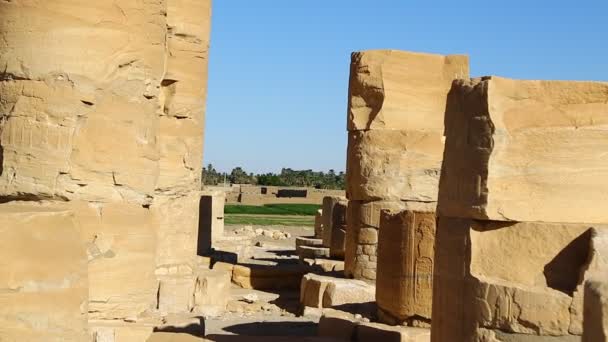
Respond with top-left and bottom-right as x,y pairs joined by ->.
211,321 -> 317,337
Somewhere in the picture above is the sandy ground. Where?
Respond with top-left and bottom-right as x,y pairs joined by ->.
204,224 -> 320,338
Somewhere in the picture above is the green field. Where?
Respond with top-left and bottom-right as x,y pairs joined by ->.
224,204 -> 320,226
224,215 -> 315,226
224,204 -> 321,216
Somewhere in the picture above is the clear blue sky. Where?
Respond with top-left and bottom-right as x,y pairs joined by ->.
204,0 -> 607,174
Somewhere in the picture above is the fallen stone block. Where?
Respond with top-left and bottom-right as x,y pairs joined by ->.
232,264 -> 314,290
297,245 -> 331,259
318,310 -> 359,341
356,322 -> 430,342
300,273 -> 375,310
296,236 -> 325,249
301,258 -> 345,273
323,279 -> 375,308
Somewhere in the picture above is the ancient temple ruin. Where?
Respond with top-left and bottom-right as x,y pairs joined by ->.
1,1 -> 608,341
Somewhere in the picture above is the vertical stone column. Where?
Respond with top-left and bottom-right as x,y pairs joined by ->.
0,0 -> 169,322
322,196 -> 347,249
344,50 -> 469,283
376,210 -> 436,327
584,279 -> 608,342
153,0 -> 212,310
330,199 -> 349,259
432,77 -> 608,341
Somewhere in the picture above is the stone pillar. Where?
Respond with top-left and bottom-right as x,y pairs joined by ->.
322,196 -> 347,249
584,278 -> 608,342
198,189 -> 226,255
432,77 -> 608,341
376,210 -> 436,327
314,209 -> 324,238
0,0 -> 212,326
0,204 -> 88,341
330,199 -> 349,259
153,0 -> 211,267
344,50 -> 469,283
0,0 -> 169,322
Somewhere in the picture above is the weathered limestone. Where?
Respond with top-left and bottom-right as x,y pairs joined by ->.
432,76 -> 608,341
321,196 -> 348,250
584,278 -> 608,342
198,190 -> 226,255
193,269 -> 231,316
0,204 -> 89,342
432,219 -> 606,341
318,310 -> 430,342
315,209 -> 324,238
438,77 -> 608,224
153,0 -> 211,312
330,199 -> 349,259
376,210 -> 436,326
0,0 -> 212,335
300,273 -> 375,309
345,200 -> 407,280
345,50 -> 468,283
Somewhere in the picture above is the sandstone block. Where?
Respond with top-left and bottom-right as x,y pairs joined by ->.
346,130 -> 445,202
438,76 -> 608,224
296,237 -> 325,249
330,200 -> 348,259
193,269 -> 231,317
297,246 -> 331,259
232,264 -> 312,290
74,202 -> 158,320
323,278 -> 376,308
199,191 -> 226,255
300,274 -> 373,310
345,200 -> 408,280
0,0 -> 168,206
432,218 -> 603,341
154,193 -> 200,273
158,276 -> 196,315
318,310 -> 358,341
348,50 -> 469,131
322,196 -> 347,248
0,204 -> 88,341
315,209 -> 324,238
584,278 -> 608,342
356,323 -> 430,342
377,210 -> 436,325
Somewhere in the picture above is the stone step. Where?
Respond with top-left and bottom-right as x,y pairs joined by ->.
297,245 -> 330,259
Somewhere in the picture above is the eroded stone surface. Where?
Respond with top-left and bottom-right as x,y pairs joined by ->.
584,278 -> 608,342
431,218 -> 604,341
0,204 -> 88,341
347,50 -> 469,131
376,210 -> 436,325
438,77 -> 608,224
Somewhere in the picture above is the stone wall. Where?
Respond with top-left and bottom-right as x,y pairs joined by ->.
431,77 -> 608,341
344,50 -> 469,282
0,0 -> 211,336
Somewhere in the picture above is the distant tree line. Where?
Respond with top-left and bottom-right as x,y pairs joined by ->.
202,164 -> 345,190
